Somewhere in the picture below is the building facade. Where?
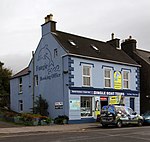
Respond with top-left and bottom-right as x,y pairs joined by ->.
10,14 -> 140,123
121,38 -> 150,114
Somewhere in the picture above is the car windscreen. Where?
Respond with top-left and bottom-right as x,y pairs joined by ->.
143,111 -> 150,116
101,105 -> 115,114
115,106 -> 127,114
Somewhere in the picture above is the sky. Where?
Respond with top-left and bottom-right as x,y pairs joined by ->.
0,0 -> 150,74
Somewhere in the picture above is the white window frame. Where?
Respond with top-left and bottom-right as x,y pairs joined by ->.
82,65 -> 92,87
104,68 -> 112,88
19,78 -> 23,94
80,96 -> 94,118
123,70 -> 130,89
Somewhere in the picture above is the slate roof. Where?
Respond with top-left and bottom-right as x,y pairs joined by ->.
53,31 -> 139,66
11,67 -> 30,79
135,49 -> 150,65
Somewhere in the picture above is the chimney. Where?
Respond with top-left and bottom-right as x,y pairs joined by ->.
41,13 -> 57,36
45,14 -> 54,23
121,36 -> 137,57
106,33 -> 120,49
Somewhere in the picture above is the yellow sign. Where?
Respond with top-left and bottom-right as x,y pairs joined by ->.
114,71 -> 122,89
109,95 -> 124,105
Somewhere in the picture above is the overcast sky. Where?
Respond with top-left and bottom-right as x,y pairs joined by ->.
0,0 -> 150,74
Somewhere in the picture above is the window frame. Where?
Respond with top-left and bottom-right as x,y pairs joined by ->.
19,77 -> 23,94
80,96 -> 93,117
54,48 -> 58,58
82,65 -> 92,87
122,70 -> 130,89
18,100 -> 23,112
104,68 -> 112,88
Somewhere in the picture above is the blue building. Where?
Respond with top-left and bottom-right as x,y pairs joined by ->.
10,14 -> 140,123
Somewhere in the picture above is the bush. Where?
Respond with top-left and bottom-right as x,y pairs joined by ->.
54,115 -> 69,124
33,95 -> 49,116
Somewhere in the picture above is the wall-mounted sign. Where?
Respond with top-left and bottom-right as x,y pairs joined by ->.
114,71 -> 122,89
70,89 -> 139,97
109,95 -> 124,105
100,97 -> 108,101
55,102 -> 63,109
70,99 -> 80,110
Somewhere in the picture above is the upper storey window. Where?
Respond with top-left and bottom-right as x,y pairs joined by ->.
123,71 -> 130,89
19,78 -> 23,94
104,68 -> 112,88
82,65 -> 91,87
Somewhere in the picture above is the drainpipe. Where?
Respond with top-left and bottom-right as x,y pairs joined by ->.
32,51 -> 35,113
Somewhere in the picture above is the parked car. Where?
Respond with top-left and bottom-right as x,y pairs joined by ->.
100,105 -> 143,128
142,111 -> 150,125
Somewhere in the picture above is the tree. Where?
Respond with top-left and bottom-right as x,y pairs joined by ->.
33,95 -> 49,116
0,61 -> 12,107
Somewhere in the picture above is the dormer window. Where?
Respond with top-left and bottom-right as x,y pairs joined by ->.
91,44 -> 99,51
68,40 -> 76,46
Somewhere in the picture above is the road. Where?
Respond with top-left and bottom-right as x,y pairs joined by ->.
0,126 -> 150,142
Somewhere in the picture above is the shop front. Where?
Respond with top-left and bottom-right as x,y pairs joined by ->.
69,88 -> 139,123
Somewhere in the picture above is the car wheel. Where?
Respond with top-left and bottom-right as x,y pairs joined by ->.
102,124 -> 108,128
138,120 -> 143,126
116,120 -> 122,128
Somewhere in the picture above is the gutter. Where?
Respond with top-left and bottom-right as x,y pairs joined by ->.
62,53 -> 141,67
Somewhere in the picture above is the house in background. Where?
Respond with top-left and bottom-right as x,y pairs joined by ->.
121,38 -> 150,114
10,14 -> 140,123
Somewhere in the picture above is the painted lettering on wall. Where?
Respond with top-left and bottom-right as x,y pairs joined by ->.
36,44 -> 61,81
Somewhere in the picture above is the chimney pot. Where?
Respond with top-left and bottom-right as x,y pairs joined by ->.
129,35 -> 132,39
45,14 -> 53,23
111,33 -> 115,40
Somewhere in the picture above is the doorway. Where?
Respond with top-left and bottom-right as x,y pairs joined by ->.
100,97 -> 108,109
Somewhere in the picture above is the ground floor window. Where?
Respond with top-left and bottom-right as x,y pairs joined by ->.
18,100 -> 23,112
80,96 -> 92,117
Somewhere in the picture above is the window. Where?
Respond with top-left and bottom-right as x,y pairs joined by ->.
54,48 -> 58,58
81,97 -> 92,117
104,68 -> 112,88
130,98 -> 135,111
35,75 -> 38,86
91,44 -> 99,51
123,71 -> 130,89
68,40 -> 76,46
19,100 -> 23,112
19,78 -> 22,93
82,65 -> 91,86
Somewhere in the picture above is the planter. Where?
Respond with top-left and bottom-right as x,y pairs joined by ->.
14,116 -> 23,124
40,120 -> 47,125
63,119 -> 68,124
32,118 -> 40,126
33,121 -> 39,126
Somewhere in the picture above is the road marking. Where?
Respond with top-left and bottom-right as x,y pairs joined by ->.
122,135 -> 150,141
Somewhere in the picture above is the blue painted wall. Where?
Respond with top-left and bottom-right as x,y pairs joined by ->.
10,74 -> 32,113
10,20 -> 140,122
68,57 -> 140,120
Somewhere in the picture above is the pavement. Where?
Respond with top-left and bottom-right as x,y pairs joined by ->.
0,122 -> 101,134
